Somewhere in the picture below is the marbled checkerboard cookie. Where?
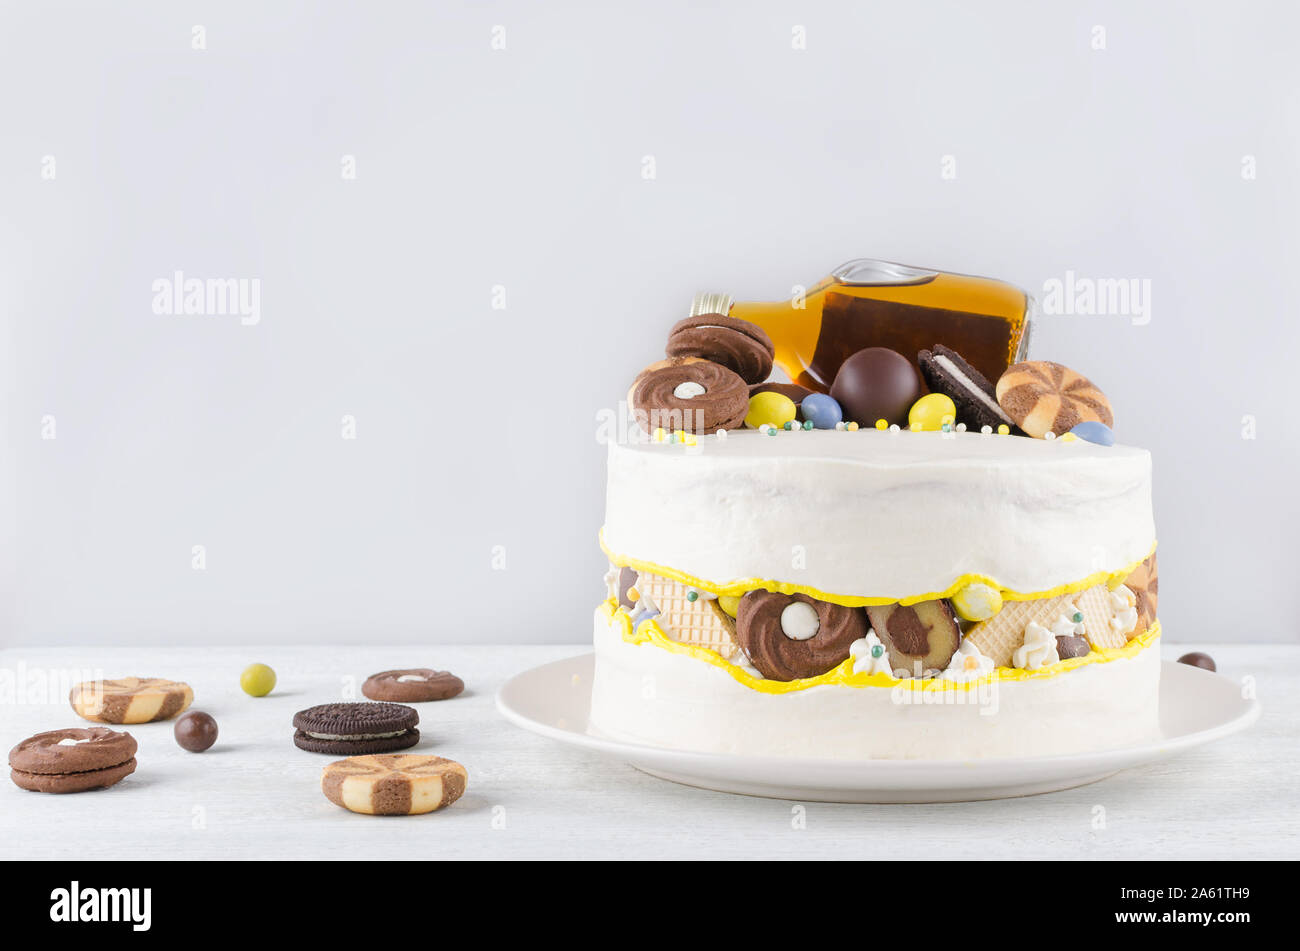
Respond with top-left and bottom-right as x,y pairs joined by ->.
69,677 -> 193,724
321,754 -> 467,815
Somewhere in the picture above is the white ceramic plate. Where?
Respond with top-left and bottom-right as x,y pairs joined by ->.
496,654 -> 1260,802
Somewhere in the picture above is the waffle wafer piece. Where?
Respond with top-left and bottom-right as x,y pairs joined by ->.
70,677 -> 193,724
964,593 -> 1079,668
1075,584 -> 1126,650
634,572 -> 741,661
321,754 -> 466,815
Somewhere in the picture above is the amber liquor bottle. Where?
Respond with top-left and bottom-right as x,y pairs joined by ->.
691,259 -> 1034,391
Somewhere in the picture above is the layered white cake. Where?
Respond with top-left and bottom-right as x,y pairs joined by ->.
590,429 -> 1161,759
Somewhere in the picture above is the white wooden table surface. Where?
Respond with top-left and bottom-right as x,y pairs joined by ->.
2,643 -> 1296,861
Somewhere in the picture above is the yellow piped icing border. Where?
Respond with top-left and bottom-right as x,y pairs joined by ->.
600,599 -> 1162,694
600,530 -> 1157,608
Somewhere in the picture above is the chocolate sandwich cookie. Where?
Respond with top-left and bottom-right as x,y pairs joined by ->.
735,591 -> 867,681
362,669 -> 464,703
630,357 -> 749,434
918,344 -> 1016,432
321,754 -> 467,815
69,677 -> 193,724
9,728 -> 137,794
292,702 -> 420,755
666,314 -> 775,385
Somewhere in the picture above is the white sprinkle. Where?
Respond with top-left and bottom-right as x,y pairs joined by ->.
834,421 -> 846,431
888,424 -> 900,432
956,423 -> 967,432
673,381 -> 706,400
1045,431 -> 1056,440
981,425 -> 993,435
715,429 -> 727,441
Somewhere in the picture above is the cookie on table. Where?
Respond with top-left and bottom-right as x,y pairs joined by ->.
362,669 -> 464,703
918,344 -> 1016,433
9,728 -> 137,794
995,360 -> 1113,438
666,313 -> 774,384
69,677 -> 193,724
292,702 -> 420,755
321,754 -> 467,815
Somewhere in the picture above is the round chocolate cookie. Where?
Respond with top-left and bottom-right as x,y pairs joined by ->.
630,357 -> 749,434
666,314 -> 774,384
735,591 -> 868,682
9,727 -> 137,794
292,702 -> 420,755
362,669 -> 464,703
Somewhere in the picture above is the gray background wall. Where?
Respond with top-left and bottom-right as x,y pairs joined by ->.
2,0 -> 1296,646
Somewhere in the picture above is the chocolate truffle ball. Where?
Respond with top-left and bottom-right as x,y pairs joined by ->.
174,711 -> 218,752
829,347 -> 924,427
1177,651 -> 1216,672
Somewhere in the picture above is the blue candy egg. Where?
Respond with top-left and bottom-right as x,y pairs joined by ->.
1069,420 -> 1115,446
800,393 -> 844,430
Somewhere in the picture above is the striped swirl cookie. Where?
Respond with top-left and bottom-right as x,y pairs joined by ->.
994,360 -> 1114,439
321,754 -> 467,815
70,677 -> 194,724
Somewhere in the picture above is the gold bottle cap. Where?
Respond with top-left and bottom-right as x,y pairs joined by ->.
689,291 -> 734,317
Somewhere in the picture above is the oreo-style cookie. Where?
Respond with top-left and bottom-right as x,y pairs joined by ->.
918,344 -> 1016,433
292,702 -> 420,755
9,727 -> 138,794
362,669 -> 464,703
666,314 -> 774,384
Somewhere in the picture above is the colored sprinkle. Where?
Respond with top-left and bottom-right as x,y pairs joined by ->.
874,419 -> 888,431
1073,612 -> 1083,623
803,420 -> 814,431
686,590 -> 698,602
846,421 -> 859,432
767,426 -> 778,436
871,644 -> 884,658
997,424 -> 1010,435
628,586 -> 640,602
783,420 -> 795,431
941,422 -> 952,432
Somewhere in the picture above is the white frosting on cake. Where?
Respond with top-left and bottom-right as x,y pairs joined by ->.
590,609 -> 1161,759
603,430 -> 1154,599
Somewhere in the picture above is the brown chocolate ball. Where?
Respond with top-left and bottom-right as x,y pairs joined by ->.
829,347 -> 923,427
1177,651 -> 1216,672
174,711 -> 218,752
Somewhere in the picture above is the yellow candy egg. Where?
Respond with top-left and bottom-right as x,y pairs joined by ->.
745,391 -> 797,430
908,393 -> 958,432
717,595 -> 741,618
951,582 -> 1003,622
